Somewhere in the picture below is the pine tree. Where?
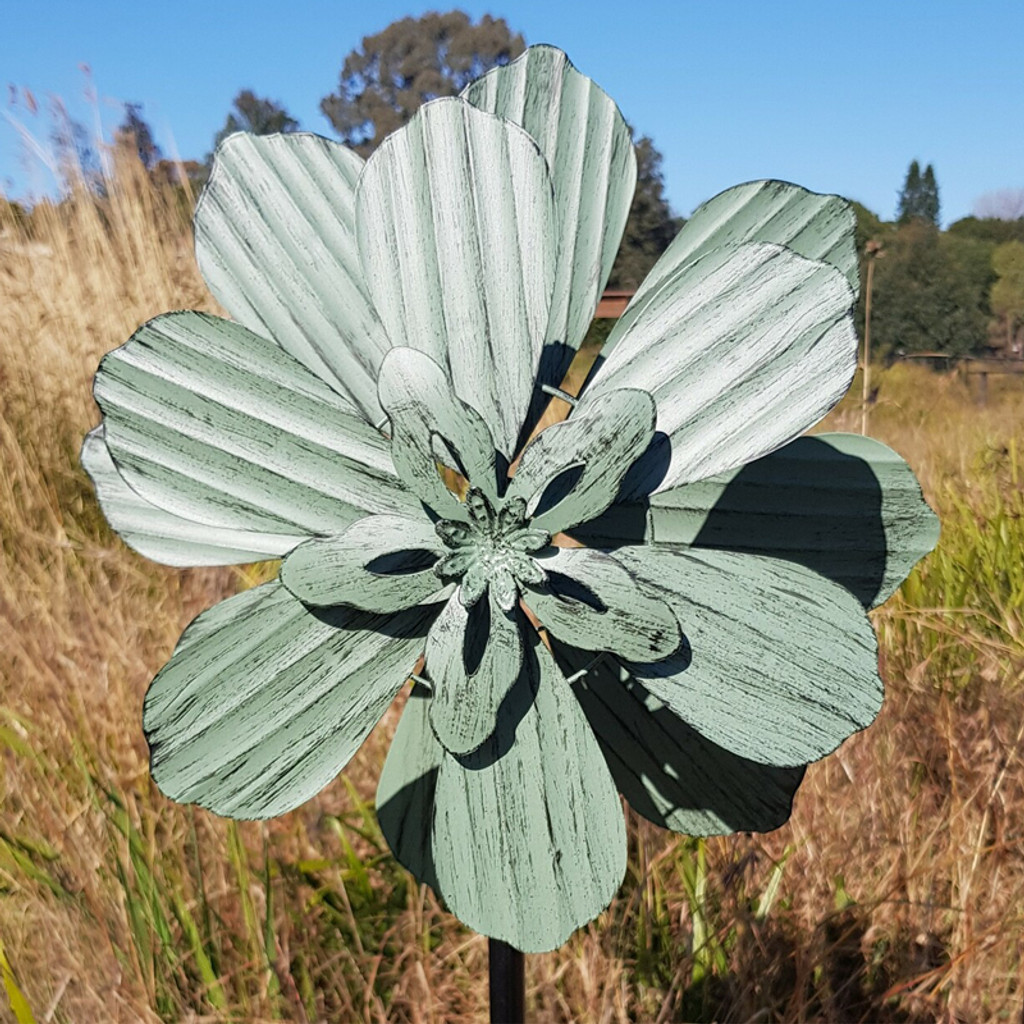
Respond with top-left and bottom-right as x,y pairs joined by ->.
920,164 -> 940,226
897,160 -> 922,224
897,159 -> 940,226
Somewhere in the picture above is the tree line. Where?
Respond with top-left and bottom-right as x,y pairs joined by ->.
856,163 -> 1024,360
8,10 -> 1022,360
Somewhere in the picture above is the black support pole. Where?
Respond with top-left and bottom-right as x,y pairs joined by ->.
488,938 -> 525,1023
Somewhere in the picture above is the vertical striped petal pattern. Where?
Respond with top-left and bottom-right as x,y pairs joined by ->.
463,44 -> 637,431
578,242 -> 858,492
356,98 -> 557,458
194,132 -> 389,421
144,582 -> 433,819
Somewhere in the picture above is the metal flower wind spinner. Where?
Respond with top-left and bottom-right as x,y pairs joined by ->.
83,45 -> 939,953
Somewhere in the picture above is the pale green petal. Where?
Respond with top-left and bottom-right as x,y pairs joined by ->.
81,426 -> 302,566
94,311 -> 417,537
280,513 -> 451,612
527,547 -> 679,662
614,546 -> 882,767
551,641 -> 805,836
376,684 -> 442,892
424,592 -> 523,754
578,242 -> 857,491
378,347 -> 499,519
195,132 -> 388,421
356,99 -> 556,457
504,388 -> 655,535
614,181 -> 858,348
144,582 -> 431,819
463,44 -> 636,432
432,635 -> 625,952
572,433 -> 939,609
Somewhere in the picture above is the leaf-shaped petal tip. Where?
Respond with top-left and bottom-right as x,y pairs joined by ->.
579,242 -> 858,493
424,591 -> 524,755
195,131 -> 389,422
144,582 -> 432,819
505,388 -> 657,535
280,513 -> 452,613
377,347 -> 500,519
463,44 -> 637,433
81,425 -> 302,567
357,97 -> 557,458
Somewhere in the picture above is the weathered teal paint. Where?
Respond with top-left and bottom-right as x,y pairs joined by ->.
83,43 -> 940,955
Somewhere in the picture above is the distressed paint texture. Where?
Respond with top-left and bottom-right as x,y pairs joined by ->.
573,432 -> 939,609
463,44 -> 637,442
357,99 -> 556,459
194,132 -> 388,422
144,582 -> 433,819
381,637 -> 626,953
83,43 -> 941,955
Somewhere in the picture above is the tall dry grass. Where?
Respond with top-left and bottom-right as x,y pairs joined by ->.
1,148 -> 1023,1023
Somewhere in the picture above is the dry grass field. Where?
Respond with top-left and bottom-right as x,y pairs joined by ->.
1,152 -> 1023,1023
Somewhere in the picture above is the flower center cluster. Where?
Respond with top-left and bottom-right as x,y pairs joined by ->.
433,488 -> 550,611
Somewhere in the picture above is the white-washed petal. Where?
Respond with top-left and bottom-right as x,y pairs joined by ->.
611,181 -> 858,355
82,425 -> 301,566
572,432 -> 940,610
357,98 -> 556,457
378,347 -> 499,518
580,242 -> 857,491
144,581 -> 432,818
528,547 -> 680,662
424,591 -> 524,754
432,634 -> 626,952
551,641 -> 805,836
463,45 -> 636,390
376,684 -> 443,892
94,311 -> 417,537
195,132 -> 388,421
280,513 -> 451,612
504,388 -> 656,535
614,545 -> 882,767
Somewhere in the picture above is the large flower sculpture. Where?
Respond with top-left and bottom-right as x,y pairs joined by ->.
82,46 -> 938,952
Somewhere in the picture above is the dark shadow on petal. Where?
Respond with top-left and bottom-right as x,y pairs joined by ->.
617,430 -> 672,502
532,463 -> 585,519
550,641 -> 804,835
514,340 -> 576,454
571,437 -> 888,609
366,549 -> 440,576
375,690 -> 441,894
687,437 -> 886,608
307,602 -> 437,640
453,621 -> 539,771
536,569 -> 608,613
463,596 -> 490,677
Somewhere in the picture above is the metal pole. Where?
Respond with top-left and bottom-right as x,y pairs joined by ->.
488,938 -> 525,1023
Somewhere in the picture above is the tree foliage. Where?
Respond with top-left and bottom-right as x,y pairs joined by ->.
115,103 -> 162,171
870,219 -> 990,358
210,90 -> 300,158
320,11 -> 525,156
897,159 -> 940,226
990,241 -> 1024,352
607,133 -> 683,289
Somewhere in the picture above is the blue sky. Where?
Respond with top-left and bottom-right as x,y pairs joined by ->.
3,1 -> 1022,225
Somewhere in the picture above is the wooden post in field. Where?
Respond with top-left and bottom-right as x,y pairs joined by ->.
861,240 -> 883,436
